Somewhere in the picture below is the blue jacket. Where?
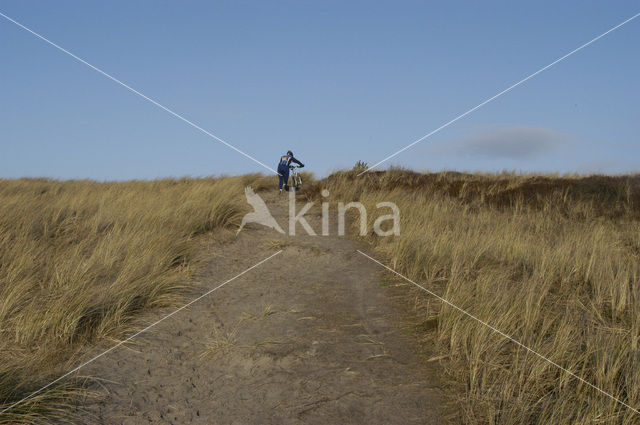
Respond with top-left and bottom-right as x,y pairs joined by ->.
278,154 -> 303,169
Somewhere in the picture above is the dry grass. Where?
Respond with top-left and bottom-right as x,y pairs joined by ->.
5,166 -> 638,423
201,326 -> 239,358
0,174 -> 273,423
312,168 -> 640,424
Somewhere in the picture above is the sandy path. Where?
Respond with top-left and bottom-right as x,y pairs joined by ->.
84,191 -> 442,424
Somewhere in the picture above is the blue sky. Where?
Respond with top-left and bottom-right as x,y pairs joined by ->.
1,1 -> 638,180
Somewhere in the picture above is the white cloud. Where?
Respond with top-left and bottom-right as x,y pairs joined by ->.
442,126 -> 568,159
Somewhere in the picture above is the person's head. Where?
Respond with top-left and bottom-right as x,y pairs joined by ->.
286,150 -> 293,156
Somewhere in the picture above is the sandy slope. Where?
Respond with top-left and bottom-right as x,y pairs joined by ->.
83,191 -> 442,424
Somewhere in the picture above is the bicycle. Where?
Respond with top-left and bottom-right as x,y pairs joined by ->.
287,165 -> 303,191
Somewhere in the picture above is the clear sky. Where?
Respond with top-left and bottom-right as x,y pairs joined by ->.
1,1 -> 638,180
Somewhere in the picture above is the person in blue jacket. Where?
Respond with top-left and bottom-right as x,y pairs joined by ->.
277,150 -> 304,192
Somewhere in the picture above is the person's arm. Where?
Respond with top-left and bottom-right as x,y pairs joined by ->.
290,156 -> 304,167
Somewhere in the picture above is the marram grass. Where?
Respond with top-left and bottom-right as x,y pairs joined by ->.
0,175 -> 273,424
312,169 -> 640,424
